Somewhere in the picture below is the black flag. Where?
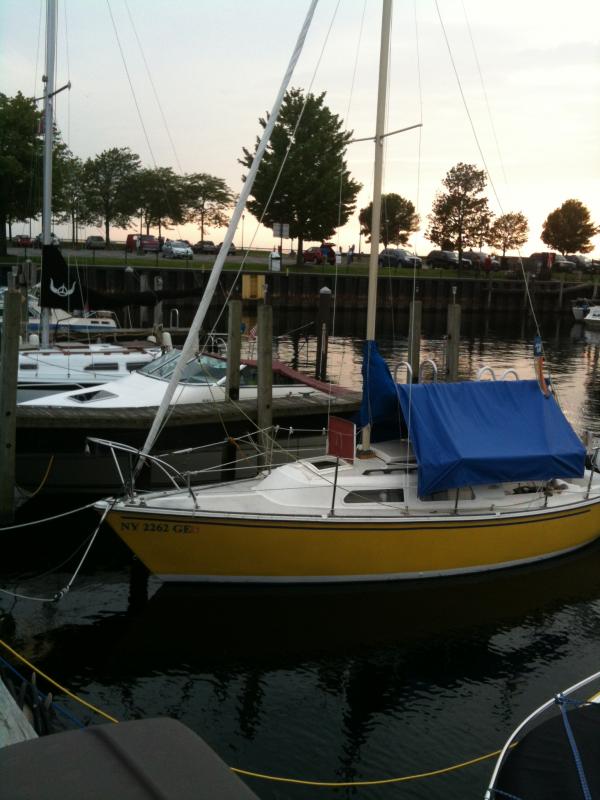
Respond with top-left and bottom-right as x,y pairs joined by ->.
40,245 -> 83,311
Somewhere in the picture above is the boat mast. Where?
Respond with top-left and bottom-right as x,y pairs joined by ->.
362,0 -> 392,453
40,0 -> 57,348
134,0 -> 319,474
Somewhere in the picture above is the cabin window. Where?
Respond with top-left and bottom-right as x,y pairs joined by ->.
84,362 -> 119,371
19,363 -> 37,370
180,355 -> 227,384
310,459 -> 339,471
344,489 -> 405,504
126,361 -> 147,372
239,365 -> 258,386
364,467 -> 415,475
72,390 -> 118,403
239,365 -> 296,387
421,487 -> 475,501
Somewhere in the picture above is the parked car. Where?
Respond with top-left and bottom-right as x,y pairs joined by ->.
193,240 -> 218,254
462,250 -> 501,271
85,235 -> 105,250
566,254 -> 595,273
378,248 -> 422,269
303,244 -> 336,265
218,242 -> 237,255
529,252 -> 576,273
33,233 -> 60,247
125,234 -> 159,254
425,250 -> 460,268
162,239 -> 193,259
13,234 -> 33,247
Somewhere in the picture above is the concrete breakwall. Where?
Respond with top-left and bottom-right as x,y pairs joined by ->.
3,263 -> 595,326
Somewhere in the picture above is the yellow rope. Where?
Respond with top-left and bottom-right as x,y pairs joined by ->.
28,455 -> 55,499
231,748 -> 502,787
0,638 -> 119,724
0,638 -> 508,786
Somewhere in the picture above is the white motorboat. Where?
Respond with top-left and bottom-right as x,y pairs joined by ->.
0,286 -> 118,336
17,342 -> 162,401
582,305 -> 600,328
19,349 -> 343,409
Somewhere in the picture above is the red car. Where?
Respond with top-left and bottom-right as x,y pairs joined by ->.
13,234 -> 33,247
303,244 -> 336,265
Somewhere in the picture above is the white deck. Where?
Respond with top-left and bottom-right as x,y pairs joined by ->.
121,451 -> 599,520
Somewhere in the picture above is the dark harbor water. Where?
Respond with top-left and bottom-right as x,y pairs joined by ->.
2,310 -> 600,799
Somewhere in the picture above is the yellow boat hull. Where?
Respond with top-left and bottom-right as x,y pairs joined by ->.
105,500 -> 600,582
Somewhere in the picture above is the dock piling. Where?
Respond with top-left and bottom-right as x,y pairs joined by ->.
0,285 -> 21,523
315,286 -> 332,381
226,300 -> 242,401
408,300 -> 422,382
446,299 -> 461,382
257,303 -> 273,469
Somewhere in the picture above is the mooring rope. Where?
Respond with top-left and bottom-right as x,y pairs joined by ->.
0,639 -> 118,724
0,503 -> 112,603
0,637 -> 526,787
0,501 -> 97,532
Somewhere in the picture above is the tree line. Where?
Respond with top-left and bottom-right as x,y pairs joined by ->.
1,89 -> 598,260
0,92 -> 234,254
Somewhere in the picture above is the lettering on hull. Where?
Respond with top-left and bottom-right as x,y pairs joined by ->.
119,518 -> 193,535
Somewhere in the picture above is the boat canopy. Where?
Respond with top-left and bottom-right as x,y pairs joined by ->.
359,341 -> 586,496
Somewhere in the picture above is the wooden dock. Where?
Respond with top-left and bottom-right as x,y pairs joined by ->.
0,678 -> 37,748
14,390 -> 362,496
16,391 -> 361,430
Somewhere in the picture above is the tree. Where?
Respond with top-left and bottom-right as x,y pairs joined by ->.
82,147 -> 141,245
133,167 -> 188,238
541,199 -> 599,254
487,212 -> 529,258
0,92 -> 43,254
426,163 -> 492,263
358,193 -> 419,247
240,88 -> 361,263
184,173 -> 233,243
54,153 -> 95,245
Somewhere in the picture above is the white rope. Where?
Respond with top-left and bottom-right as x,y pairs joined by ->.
0,504 -> 112,603
0,502 -> 97,532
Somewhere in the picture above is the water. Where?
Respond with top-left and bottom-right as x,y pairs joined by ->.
2,311 -> 600,799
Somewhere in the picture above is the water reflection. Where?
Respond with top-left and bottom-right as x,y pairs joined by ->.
2,538 -> 599,798
4,309 -> 600,798
269,309 -> 600,437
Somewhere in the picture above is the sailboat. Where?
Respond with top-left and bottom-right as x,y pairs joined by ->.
96,0 -> 600,583
8,0 -> 161,400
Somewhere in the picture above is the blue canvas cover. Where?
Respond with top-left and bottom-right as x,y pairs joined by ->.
357,341 -> 403,440
396,380 -> 586,496
357,341 -> 586,496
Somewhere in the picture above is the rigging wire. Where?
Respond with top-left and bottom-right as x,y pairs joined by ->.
123,0 -> 183,175
150,1 -> 343,445
105,0 -> 158,167
433,0 -> 503,215
413,0 -> 423,221
62,0 -> 72,147
331,0 -> 368,418
433,1 -> 553,400
461,0 -> 507,185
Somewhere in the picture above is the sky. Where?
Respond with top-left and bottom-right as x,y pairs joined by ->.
1,0 -> 599,257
